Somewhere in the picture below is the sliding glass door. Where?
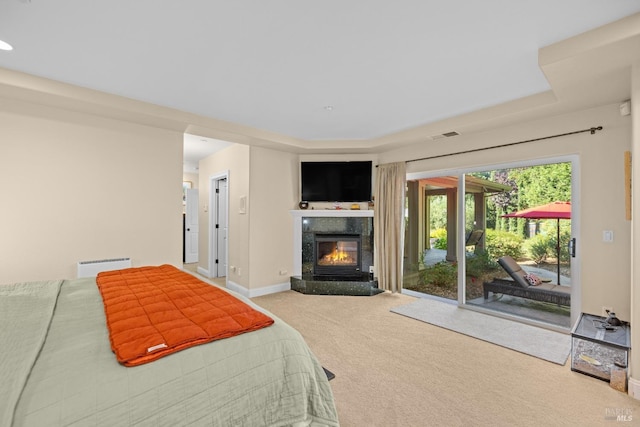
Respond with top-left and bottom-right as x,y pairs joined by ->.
404,158 -> 576,330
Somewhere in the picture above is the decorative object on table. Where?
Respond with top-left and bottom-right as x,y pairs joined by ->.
570,312 -> 630,382
299,201 -> 309,209
605,309 -> 622,326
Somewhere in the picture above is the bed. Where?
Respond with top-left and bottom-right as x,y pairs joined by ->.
1,266 -> 339,427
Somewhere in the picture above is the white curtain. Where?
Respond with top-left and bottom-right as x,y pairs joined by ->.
374,162 -> 406,293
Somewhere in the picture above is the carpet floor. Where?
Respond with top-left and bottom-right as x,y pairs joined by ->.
252,290 -> 640,427
390,297 -> 571,365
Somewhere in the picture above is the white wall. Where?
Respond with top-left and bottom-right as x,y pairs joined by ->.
198,144 -> 251,287
0,105 -> 184,283
628,62 -> 640,388
183,172 -> 198,188
248,146 -> 298,290
198,144 -> 298,294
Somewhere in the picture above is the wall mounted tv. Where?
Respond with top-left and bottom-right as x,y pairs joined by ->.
301,161 -> 372,202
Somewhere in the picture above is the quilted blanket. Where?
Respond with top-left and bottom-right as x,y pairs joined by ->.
96,264 -> 274,366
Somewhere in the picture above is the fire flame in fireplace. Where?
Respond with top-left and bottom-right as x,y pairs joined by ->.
319,246 -> 356,265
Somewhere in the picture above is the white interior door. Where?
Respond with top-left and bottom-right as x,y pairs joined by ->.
184,188 -> 199,263
215,178 -> 228,277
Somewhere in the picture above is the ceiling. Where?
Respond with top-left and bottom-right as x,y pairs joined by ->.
183,134 -> 233,174
1,1 -> 640,166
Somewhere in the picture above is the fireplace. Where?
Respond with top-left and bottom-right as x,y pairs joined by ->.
314,233 -> 361,276
290,210 -> 380,295
295,212 -> 374,276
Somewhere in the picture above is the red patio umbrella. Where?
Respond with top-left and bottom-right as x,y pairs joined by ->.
502,201 -> 571,285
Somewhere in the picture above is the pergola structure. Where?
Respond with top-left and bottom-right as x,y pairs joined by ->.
405,175 -> 512,266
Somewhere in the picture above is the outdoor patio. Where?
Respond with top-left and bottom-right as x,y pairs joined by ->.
411,248 -> 571,328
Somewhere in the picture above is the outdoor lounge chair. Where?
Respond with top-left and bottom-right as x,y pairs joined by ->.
465,229 -> 484,247
482,256 -> 571,306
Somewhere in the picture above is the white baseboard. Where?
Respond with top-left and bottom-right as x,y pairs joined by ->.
226,280 -> 291,298
250,281 -> 291,297
628,377 -> 640,399
225,280 -> 249,297
197,266 -> 210,278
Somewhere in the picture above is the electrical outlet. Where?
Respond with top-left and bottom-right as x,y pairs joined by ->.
602,306 -> 614,317
279,269 -> 288,276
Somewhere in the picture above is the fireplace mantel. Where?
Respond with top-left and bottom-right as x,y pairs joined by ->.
290,209 -> 373,218
290,209 -> 374,276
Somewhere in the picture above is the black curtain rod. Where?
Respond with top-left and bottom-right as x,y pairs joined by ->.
379,126 -> 603,166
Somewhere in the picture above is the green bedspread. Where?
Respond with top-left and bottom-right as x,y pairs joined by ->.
0,280 -> 63,427
3,277 -> 339,426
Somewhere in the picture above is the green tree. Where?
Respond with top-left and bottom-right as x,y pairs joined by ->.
487,170 -> 517,232
429,195 -> 447,230
485,162 -> 571,238
511,162 -> 571,209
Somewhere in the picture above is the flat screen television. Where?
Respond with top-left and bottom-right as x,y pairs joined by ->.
301,161 -> 372,202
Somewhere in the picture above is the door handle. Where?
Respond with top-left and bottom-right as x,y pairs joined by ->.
568,238 -> 576,258
187,228 -> 191,231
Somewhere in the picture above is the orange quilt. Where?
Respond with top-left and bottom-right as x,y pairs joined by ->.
96,264 -> 274,366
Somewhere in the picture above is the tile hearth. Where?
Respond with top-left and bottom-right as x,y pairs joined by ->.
290,274 -> 383,296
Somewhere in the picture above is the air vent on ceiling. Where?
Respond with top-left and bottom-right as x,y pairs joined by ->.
428,131 -> 460,141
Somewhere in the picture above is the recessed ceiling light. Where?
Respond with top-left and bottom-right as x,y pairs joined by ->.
0,40 -> 13,51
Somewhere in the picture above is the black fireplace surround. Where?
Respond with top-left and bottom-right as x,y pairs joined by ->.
301,216 -> 373,277
291,215 -> 380,295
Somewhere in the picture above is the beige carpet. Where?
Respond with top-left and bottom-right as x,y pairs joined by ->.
252,290 -> 640,427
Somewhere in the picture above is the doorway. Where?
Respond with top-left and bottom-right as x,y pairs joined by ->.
209,172 -> 229,278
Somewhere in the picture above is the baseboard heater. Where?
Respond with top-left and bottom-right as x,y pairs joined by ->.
77,257 -> 131,278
